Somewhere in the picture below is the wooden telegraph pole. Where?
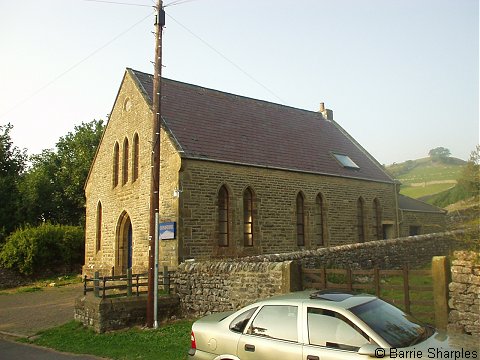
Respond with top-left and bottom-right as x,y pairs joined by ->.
147,0 -> 165,328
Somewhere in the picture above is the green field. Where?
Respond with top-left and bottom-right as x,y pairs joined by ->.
386,157 -> 465,202
400,183 -> 456,199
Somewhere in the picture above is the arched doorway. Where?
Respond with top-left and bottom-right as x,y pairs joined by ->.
116,211 -> 132,275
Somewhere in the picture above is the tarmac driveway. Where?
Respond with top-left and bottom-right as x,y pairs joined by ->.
0,282 -> 83,338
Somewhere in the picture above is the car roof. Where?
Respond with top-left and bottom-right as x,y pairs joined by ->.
259,290 -> 377,310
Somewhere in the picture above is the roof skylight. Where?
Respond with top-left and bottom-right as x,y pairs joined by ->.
332,153 -> 360,169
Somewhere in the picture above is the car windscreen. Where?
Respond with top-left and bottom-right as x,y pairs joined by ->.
349,299 -> 432,348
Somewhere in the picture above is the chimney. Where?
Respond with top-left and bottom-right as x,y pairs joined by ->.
319,102 -> 333,121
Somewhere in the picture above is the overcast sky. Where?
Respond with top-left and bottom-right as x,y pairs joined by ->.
0,0 -> 478,165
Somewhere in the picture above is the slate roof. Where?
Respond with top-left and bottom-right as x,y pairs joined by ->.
398,194 -> 446,213
130,68 -> 394,183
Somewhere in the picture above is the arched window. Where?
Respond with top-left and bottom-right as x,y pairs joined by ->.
122,137 -> 129,185
132,133 -> 139,182
357,197 -> 365,243
218,185 -> 229,247
373,198 -> 382,240
96,201 -> 102,253
243,187 -> 254,247
296,193 -> 305,246
315,193 -> 326,246
113,142 -> 119,187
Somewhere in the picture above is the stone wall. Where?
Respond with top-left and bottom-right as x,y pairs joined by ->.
175,231 -> 463,316
448,251 -> 480,336
179,158 -> 399,261
239,230 -> 464,269
74,294 -> 180,333
84,70 -> 154,277
176,260 -> 299,316
400,210 -> 446,237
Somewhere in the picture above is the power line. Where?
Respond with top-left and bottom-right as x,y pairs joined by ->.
0,11 -> 153,121
166,12 -> 287,104
83,0 -> 153,7
164,0 -> 200,7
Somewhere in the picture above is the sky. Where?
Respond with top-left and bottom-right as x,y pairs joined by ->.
0,0 -> 478,165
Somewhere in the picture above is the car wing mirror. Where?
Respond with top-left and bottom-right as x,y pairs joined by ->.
358,344 -> 385,357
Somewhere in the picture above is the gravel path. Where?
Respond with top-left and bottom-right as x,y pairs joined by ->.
0,283 -> 83,338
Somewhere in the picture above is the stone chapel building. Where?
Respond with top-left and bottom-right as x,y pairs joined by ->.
83,68 -> 446,276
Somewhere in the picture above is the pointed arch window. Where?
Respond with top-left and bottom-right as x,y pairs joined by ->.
357,197 -> 365,243
296,193 -> 305,246
96,201 -> 102,253
113,142 -> 119,187
122,137 -> 129,185
132,133 -> 139,182
243,187 -> 254,247
373,198 -> 382,240
315,193 -> 326,246
218,185 -> 229,247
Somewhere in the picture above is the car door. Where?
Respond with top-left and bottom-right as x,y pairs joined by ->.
237,304 -> 302,360
303,306 -> 375,360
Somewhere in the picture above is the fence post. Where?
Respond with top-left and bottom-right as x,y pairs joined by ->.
403,265 -> 410,314
374,268 -> 380,297
102,276 -> 106,299
127,268 -> 132,297
136,274 -> 140,296
432,256 -> 449,330
346,268 -> 353,291
321,267 -> 327,289
94,271 -> 99,298
163,266 -> 169,294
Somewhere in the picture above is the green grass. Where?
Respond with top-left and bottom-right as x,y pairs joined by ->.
0,274 -> 82,295
379,274 -> 434,325
16,286 -> 43,293
397,165 -> 463,185
22,320 -> 194,360
400,183 -> 455,199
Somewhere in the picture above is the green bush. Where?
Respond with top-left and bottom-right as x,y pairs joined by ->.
0,223 -> 84,275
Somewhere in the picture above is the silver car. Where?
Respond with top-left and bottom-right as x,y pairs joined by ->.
188,290 -> 478,360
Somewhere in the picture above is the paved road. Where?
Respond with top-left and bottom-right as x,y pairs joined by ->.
0,283 -> 83,337
0,338 -> 105,359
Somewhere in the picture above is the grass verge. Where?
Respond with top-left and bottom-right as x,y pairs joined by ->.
0,274 -> 82,295
21,320 -> 194,360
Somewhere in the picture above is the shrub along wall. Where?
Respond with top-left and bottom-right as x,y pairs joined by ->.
176,231 -> 464,316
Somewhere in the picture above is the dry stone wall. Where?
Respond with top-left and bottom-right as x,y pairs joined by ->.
175,231 -> 464,316
239,230 -> 464,269
448,251 -> 480,336
176,261 -> 294,316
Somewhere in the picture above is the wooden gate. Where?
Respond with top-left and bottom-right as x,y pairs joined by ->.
301,257 -> 449,329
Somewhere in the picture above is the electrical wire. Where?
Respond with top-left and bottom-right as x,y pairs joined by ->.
83,0 -> 152,7
0,11 -> 154,121
166,12 -> 286,104
164,0 -> 200,7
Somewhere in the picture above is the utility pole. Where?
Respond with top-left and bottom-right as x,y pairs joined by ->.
147,0 -> 165,328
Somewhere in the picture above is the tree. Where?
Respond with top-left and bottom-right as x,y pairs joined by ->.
0,123 -> 26,239
428,147 -> 451,162
19,120 -> 104,226
458,145 -> 480,197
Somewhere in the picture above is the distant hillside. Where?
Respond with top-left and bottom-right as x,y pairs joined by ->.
385,157 -> 466,202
